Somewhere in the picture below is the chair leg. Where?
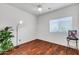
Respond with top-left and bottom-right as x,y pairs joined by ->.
76,40 -> 78,50
66,39 -> 70,54
67,40 -> 70,48
76,40 -> 78,54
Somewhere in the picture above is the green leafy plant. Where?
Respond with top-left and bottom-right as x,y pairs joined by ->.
0,26 -> 14,53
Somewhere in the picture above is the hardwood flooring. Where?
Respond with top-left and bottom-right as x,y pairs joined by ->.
5,39 -> 79,55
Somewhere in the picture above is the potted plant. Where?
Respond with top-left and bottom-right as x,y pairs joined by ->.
0,26 -> 14,54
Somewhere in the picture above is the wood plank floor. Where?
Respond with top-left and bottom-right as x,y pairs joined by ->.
5,39 -> 79,55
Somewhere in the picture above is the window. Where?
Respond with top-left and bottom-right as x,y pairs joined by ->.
49,17 -> 72,32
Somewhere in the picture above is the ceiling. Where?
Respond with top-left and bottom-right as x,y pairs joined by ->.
8,3 -> 73,16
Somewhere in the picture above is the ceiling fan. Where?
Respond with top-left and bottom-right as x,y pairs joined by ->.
37,4 -> 51,12
37,4 -> 42,12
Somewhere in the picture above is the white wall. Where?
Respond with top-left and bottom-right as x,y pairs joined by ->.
0,4 -> 37,46
37,4 -> 79,48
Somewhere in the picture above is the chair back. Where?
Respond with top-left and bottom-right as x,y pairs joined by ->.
68,30 -> 77,39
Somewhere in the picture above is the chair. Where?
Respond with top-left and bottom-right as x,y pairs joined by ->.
67,30 -> 78,50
